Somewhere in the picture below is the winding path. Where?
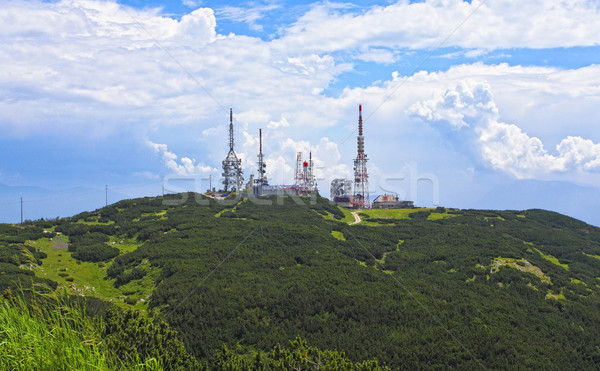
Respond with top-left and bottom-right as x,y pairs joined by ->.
349,212 -> 361,225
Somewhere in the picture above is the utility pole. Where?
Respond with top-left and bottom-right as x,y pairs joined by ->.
105,185 -> 108,206
162,177 -> 165,196
20,197 -> 23,224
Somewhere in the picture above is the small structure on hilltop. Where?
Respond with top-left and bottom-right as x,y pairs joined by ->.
372,194 -> 414,209
330,178 -> 353,208
221,108 -> 244,192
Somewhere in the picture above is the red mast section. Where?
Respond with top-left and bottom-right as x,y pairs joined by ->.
352,104 -> 369,208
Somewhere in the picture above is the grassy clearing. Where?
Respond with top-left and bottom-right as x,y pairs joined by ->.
133,210 -> 167,222
360,208 -> 429,219
583,252 -> 600,260
338,207 -> 356,223
75,220 -> 115,225
545,290 -> 566,301
490,257 -> 552,284
331,231 -> 346,241
484,216 -> 506,222
357,208 -> 460,221
534,248 -> 569,270
214,198 -> 246,217
27,236 -> 153,310
108,236 -> 142,255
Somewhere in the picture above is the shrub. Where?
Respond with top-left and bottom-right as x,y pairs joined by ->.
71,244 -> 119,263
409,210 -> 430,220
103,307 -> 201,370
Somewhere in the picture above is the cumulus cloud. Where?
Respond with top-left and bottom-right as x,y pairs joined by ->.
146,140 -> 213,176
0,0 -> 351,136
2,0 -> 600,195
278,0 -> 600,53
409,81 -> 600,178
267,116 -> 290,129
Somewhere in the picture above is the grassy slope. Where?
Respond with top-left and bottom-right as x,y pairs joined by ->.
4,196 -> 600,369
27,232 -> 154,310
102,198 -> 600,368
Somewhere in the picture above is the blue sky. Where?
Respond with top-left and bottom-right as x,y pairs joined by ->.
1,0 -> 600,225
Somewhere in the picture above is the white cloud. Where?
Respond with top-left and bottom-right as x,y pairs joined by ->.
277,0 -> 600,53
355,48 -> 397,64
146,139 -> 214,176
267,116 -> 290,129
217,4 -> 279,32
407,80 -> 498,129
183,0 -> 202,9
1,0 -> 600,196
409,81 -> 600,179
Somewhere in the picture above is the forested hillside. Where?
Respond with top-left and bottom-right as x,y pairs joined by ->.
2,193 -> 600,369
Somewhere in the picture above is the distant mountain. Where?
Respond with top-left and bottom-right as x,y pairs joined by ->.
0,182 -> 48,196
0,183 -> 129,223
472,179 -> 600,227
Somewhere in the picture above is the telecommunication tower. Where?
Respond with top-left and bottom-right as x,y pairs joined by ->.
294,152 -> 305,188
352,104 -> 369,208
255,129 -> 268,186
221,108 -> 244,192
294,151 -> 317,194
306,152 -> 317,193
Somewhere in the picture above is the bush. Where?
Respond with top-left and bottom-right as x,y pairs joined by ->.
114,267 -> 147,287
71,244 -> 119,263
103,307 -> 201,370
409,210 -> 430,220
124,297 -> 137,305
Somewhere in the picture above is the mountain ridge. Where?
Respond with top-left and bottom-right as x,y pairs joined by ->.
2,194 -> 600,369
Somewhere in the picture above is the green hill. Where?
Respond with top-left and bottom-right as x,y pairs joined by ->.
2,193 -> 600,369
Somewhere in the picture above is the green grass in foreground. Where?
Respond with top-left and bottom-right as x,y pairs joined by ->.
0,291 -> 161,371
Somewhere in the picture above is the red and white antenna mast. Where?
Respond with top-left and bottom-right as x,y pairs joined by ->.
352,104 -> 369,208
